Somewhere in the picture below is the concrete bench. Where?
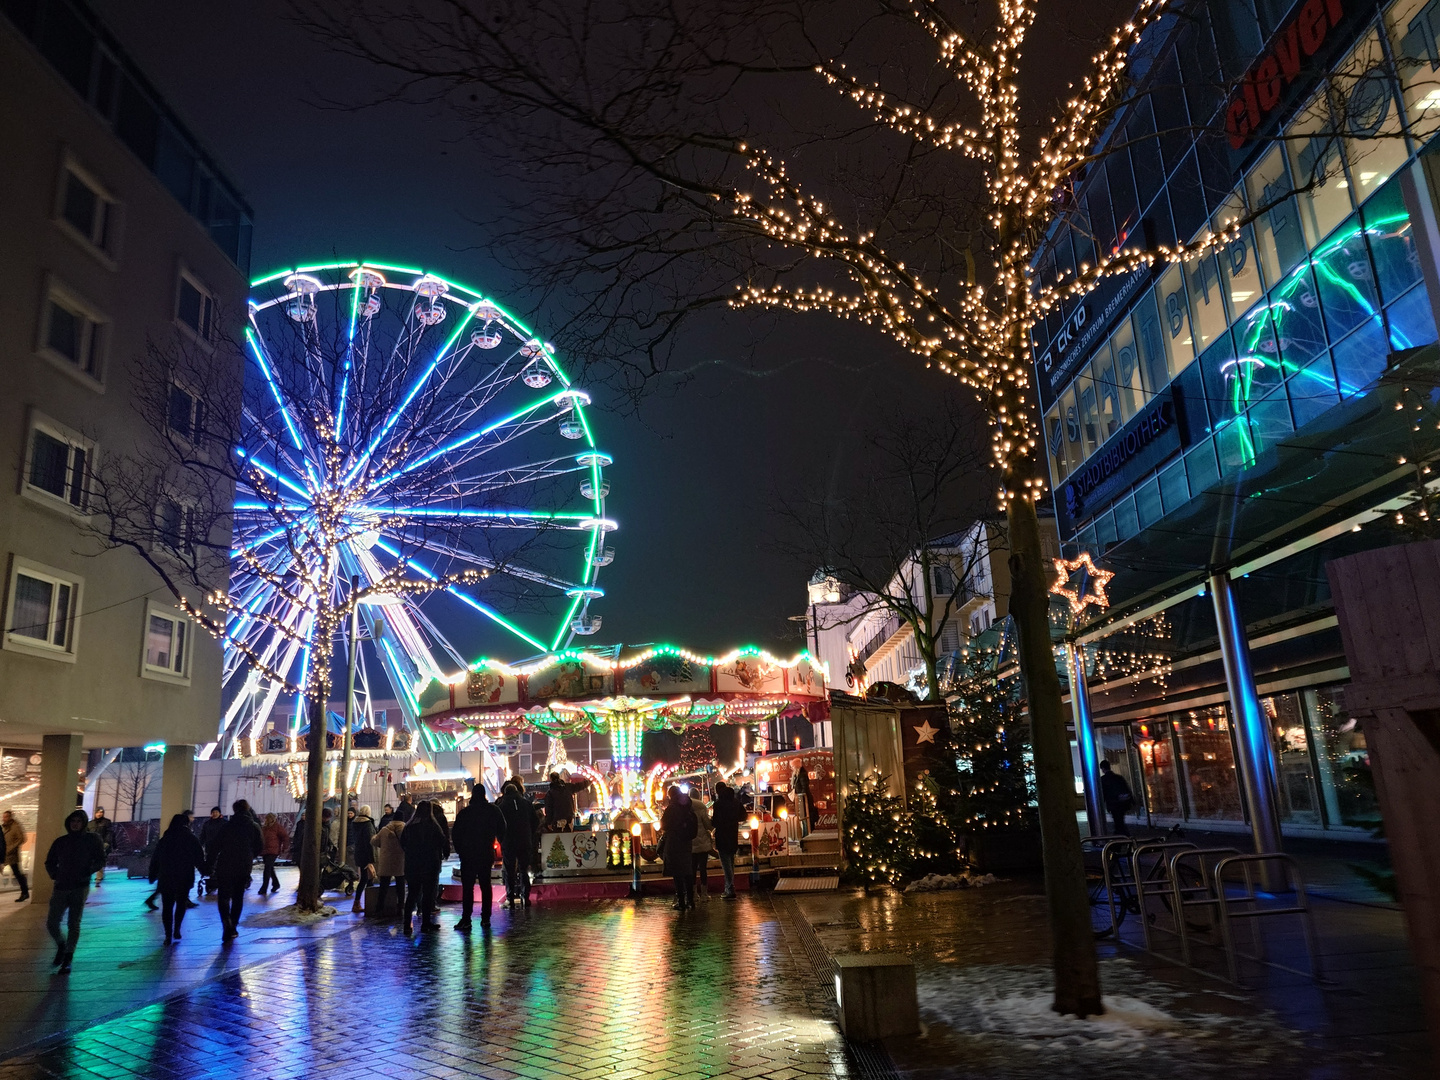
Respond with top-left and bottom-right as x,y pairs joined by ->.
833,953 -> 919,1039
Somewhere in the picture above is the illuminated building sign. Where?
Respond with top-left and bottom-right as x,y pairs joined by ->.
1060,390 -> 1182,525
1225,0 -> 1363,151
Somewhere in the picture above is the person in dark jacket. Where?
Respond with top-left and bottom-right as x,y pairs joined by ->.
451,787 -> 505,930
394,794 -> 416,823
207,800 -> 263,943
198,807 -> 226,896
86,807 -> 113,886
43,809 -> 106,971
378,803 -> 396,829
710,784 -> 744,899
400,801 -> 447,934
498,782 -> 534,907
1099,760 -> 1134,836
543,773 -> 588,831
350,806 -> 377,915
660,786 -> 699,911
148,813 -> 206,944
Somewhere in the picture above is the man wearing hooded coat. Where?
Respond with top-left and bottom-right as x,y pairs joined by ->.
43,809 -> 107,971
452,786 -> 506,929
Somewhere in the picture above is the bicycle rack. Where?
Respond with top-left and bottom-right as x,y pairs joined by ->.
1167,847 -> 1243,967
1213,853 -> 1323,985
1130,841 -> 1197,953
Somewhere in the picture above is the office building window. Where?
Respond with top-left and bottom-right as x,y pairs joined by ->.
143,605 -> 189,679
168,382 -> 206,442
39,283 -> 106,380
175,272 -> 215,342
24,419 -> 90,510
155,497 -> 198,555
4,560 -> 80,659
55,160 -> 119,258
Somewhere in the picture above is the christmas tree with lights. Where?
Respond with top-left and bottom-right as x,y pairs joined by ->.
842,772 -> 912,890
948,675 -> 1036,840
906,769 -> 967,878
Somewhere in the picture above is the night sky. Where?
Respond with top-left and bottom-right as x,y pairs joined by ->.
92,0 -> 1127,661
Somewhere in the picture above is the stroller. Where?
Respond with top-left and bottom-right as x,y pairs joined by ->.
320,857 -> 359,896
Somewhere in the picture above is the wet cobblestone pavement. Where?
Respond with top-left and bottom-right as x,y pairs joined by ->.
0,870 -> 1430,1079
0,894 -> 853,1080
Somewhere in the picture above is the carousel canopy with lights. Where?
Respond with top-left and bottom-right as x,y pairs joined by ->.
418,645 -> 829,742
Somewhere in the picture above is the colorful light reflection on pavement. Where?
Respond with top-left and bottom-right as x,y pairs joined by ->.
0,898 -> 853,1080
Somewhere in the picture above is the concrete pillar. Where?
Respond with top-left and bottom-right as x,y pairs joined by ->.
1065,643 -> 1104,836
31,733 -> 84,905
1208,571 -> 1283,858
160,744 -> 196,826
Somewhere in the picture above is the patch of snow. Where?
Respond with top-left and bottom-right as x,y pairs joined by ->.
904,872 -> 999,892
242,903 -> 339,928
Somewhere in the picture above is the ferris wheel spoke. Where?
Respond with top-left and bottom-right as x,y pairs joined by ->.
377,530 -> 583,593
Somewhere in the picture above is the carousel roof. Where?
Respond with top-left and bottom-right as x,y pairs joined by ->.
417,643 -> 830,737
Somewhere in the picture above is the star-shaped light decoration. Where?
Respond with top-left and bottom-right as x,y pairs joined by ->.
913,719 -> 939,744
1051,552 -> 1115,616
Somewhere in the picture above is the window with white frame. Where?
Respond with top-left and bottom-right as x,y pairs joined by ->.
519,754 -> 532,773
175,271 -> 215,343
39,282 -> 107,381
4,560 -> 80,659
142,603 -> 189,680
155,496 -> 197,555
23,417 -> 91,510
55,158 -> 119,260
167,382 -> 206,442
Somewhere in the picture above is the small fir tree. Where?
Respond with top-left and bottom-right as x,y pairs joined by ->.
842,772 -> 912,891
907,770 -> 967,879
948,675 -> 1036,841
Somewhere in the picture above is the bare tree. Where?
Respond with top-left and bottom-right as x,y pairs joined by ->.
301,0 -> 1439,1011
775,399 -> 997,699
114,754 -> 157,823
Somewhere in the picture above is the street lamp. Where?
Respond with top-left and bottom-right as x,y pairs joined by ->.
629,822 -> 643,898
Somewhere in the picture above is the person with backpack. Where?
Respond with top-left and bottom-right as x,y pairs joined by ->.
1099,760 -> 1134,836
498,782 -> 534,908
452,786 -> 505,930
399,801 -> 447,934
148,814 -> 206,945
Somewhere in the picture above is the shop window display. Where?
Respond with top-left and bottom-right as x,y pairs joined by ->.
1132,719 -> 1183,818
1264,693 -> 1322,826
1303,685 -> 1378,827
1174,707 -> 1244,821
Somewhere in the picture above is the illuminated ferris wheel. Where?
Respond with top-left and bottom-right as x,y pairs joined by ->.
214,260 -> 615,751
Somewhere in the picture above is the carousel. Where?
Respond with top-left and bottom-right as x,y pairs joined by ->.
417,644 -> 829,880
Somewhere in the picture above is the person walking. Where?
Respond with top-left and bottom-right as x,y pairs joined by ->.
143,809 -> 193,910
198,807 -> 226,897
452,787 -> 504,930
711,783 -> 743,899
543,773 -> 588,831
86,807 -> 113,886
372,813 -> 406,918
399,801 -> 447,934
1099,760 -> 1134,836
148,813 -> 205,945
3,810 -> 28,901
660,786 -> 698,911
691,788 -> 715,900
350,805 -> 377,915
498,782 -> 534,908
43,809 -> 106,972
259,813 -> 289,895
206,800 -> 263,943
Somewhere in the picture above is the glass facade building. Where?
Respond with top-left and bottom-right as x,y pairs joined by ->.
1034,0 -> 1440,836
